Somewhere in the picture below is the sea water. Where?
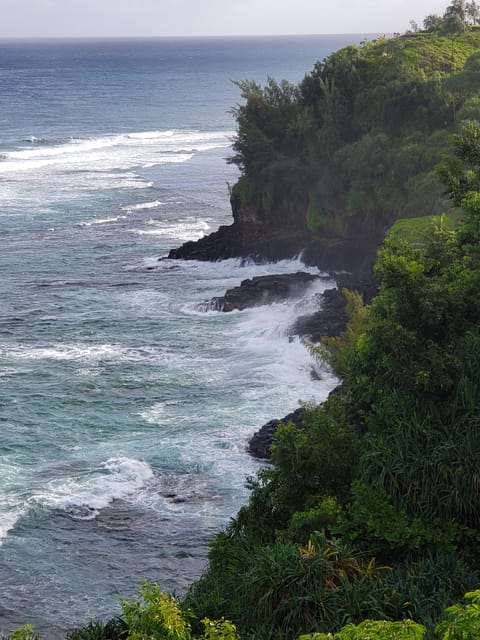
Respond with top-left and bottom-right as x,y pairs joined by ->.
0,35 -> 370,636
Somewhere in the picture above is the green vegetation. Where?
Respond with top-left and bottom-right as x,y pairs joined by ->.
423,1 -> 480,33
62,584 -> 239,640
0,626 -> 40,640
8,4 -> 480,640
299,619 -> 426,640
229,0 -> 480,257
177,62 -> 480,640
60,589 -> 480,640
436,589 -> 480,639
387,212 -> 464,244
178,161 -> 480,635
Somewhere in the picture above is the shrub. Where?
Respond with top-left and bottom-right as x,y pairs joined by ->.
0,626 -> 40,640
232,397 -> 359,544
121,583 -> 191,640
121,582 -> 239,640
298,618 -> 426,639
436,589 -> 480,639
66,617 -> 128,640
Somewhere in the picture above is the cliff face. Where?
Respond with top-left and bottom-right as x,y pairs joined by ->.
167,196 -> 379,274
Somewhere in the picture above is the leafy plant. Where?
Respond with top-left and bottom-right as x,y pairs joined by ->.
231,397 -> 359,543
298,618 -> 426,639
317,289 -> 369,377
0,626 -> 40,640
121,583 -> 191,640
436,589 -> 480,638
201,618 -> 239,640
66,617 -> 128,640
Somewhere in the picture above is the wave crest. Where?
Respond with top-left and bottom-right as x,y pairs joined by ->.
35,457 -> 154,520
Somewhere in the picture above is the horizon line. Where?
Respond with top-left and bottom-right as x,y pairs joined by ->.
0,32 -> 386,41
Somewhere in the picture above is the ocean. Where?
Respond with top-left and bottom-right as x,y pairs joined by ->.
0,35 -> 369,636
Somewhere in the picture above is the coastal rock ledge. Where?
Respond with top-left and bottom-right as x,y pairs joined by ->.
166,221 -> 377,274
246,276 -> 377,459
167,211 -> 378,461
206,272 -> 324,312
248,408 -> 305,459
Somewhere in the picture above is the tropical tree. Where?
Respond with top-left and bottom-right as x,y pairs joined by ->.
229,78 -> 314,225
437,119 -> 480,206
424,14 -> 444,31
443,10 -> 468,36
466,0 -> 480,24
446,0 -> 467,21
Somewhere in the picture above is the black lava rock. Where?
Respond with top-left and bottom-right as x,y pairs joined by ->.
248,408 -> 305,459
206,272 -> 322,312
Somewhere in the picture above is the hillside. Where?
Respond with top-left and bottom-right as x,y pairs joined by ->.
170,25 -> 480,273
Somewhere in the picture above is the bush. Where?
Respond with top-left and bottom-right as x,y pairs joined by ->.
231,397 -> 359,544
298,619 -> 426,639
187,532 -> 392,639
66,617 -> 128,640
121,583 -> 191,640
436,589 -> 480,639
121,582 -> 239,640
0,626 -> 40,640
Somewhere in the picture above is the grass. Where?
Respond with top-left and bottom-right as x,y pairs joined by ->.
387,211 -> 465,245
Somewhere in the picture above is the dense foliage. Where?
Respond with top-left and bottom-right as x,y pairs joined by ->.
182,104 -> 480,640
229,2 -> 480,255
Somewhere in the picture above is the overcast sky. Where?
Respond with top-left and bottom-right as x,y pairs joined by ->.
0,0 -> 450,38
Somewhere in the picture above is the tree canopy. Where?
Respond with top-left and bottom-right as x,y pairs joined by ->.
229,4 -> 480,251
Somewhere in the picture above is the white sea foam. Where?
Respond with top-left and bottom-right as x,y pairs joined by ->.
133,218 -> 210,241
34,457 -> 154,520
137,264 -> 337,451
127,131 -> 175,140
0,465 -> 31,543
0,129 -> 233,205
122,200 -> 163,212
0,504 -> 26,543
173,256 -> 330,314
141,154 -> 194,167
139,401 -> 180,424
181,255 -> 325,281
0,130 -> 231,172
79,215 -> 127,227
3,342 -> 167,365
213,275 -> 337,407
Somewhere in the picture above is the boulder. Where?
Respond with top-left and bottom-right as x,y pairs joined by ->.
206,272 -> 322,312
248,408 -> 305,459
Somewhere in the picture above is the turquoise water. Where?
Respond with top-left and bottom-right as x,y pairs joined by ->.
0,35 -> 366,636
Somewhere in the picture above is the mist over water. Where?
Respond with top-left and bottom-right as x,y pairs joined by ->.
0,36 -> 364,636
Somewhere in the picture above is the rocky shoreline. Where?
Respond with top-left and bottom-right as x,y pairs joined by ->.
168,214 -> 378,461
195,266 -> 377,459
247,408 -> 306,460
204,271 -> 324,312
167,221 -> 378,274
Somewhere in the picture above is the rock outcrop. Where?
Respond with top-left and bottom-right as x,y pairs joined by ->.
205,272 -> 323,312
292,273 -> 377,342
167,221 -> 377,274
167,195 -> 379,461
167,223 -> 307,264
245,274 -> 377,459
248,408 -> 305,459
